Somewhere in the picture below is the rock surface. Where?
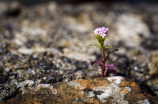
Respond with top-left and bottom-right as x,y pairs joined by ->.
147,50 -> 158,95
0,1 -> 158,103
2,76 -> 158,104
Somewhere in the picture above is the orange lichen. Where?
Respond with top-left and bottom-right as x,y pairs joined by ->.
2,78 -> 155,104
130,82 -> 136,87
123,89 -> 129,94
75,78 -> 109,89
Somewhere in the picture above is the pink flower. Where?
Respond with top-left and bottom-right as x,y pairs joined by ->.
93,27 -> 109,38
106,63 -> 116,71
106,63 -> 117,76
93,28 -> 100,35
101,27 -> 109,34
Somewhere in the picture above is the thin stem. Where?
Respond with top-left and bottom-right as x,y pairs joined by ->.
101,45 -> 106,64
101,45 -> 106,77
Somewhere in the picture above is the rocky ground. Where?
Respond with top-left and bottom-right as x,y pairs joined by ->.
2,76 -> 158,104
0,1 -> 158,103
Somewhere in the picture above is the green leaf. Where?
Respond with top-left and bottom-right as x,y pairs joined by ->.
107,48 -> 118,54
105,48 -> 118,57
104,45 -> 112,49
90,43 -> 102,48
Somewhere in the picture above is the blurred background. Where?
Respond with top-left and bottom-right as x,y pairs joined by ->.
0,0 -> 158,5
0,0 -> 158,102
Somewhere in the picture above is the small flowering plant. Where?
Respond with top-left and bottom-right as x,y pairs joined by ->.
91,27 -> 118,77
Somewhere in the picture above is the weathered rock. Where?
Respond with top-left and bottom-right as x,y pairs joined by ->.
0,1 -> 158,103
110,13 -> 150,47
2,76 -> 157,104
147,50 -> 158,95
148,50 -> 158,76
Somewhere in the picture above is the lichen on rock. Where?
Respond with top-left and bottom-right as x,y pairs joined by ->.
1,77 -> 155,104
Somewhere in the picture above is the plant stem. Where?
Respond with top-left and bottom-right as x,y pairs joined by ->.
101,45 -> 106,77
101,45 -> 106,64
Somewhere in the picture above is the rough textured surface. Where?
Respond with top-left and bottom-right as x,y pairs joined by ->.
2,77 -> 158,104
147,50 -> 158,95
0,1 -> 158,103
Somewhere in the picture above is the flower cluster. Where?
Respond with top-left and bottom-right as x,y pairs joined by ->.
93,27 -> 109,38
91,27 -> 118,77
106,63 -> 116,71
